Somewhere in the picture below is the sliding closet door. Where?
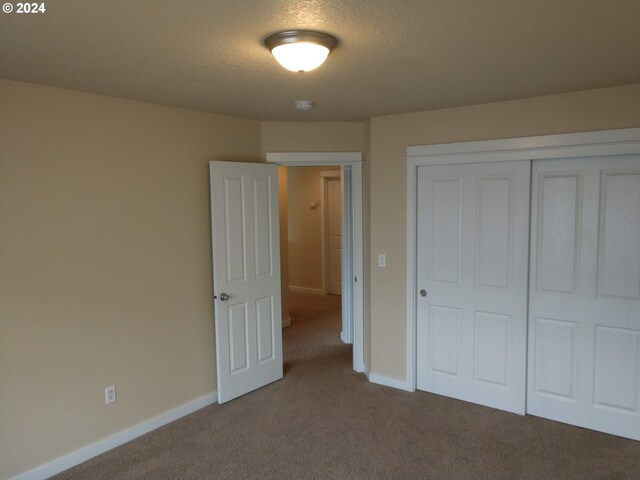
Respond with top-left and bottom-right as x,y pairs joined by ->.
416,160 -> 530,414
528,156 -> 640,440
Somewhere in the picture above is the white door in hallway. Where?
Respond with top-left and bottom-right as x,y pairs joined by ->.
528,156 -> 640,440
416,160 -> 530,414
209,161 -> 283,404
327,178 -> 342,295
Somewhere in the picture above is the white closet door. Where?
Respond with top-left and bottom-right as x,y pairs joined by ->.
528,156 -> 640,440
416,160 -> 530,414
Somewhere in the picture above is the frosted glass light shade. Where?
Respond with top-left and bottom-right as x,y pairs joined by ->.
271,42 -> 330,72
264,30 -> 337,73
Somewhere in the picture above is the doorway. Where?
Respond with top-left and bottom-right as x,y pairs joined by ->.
283,165 -> 345,345
267,152 -> 364,372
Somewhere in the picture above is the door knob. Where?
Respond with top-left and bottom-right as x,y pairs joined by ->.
219,292 -> 230,301
419,289 -> 427,297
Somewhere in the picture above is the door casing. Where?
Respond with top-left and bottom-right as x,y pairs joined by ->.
267,152 -> 365,373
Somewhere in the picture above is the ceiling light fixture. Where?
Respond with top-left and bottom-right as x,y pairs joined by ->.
264,30 -> 338,73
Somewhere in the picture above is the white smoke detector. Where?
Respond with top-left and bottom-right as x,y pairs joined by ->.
293,100 -> 313,110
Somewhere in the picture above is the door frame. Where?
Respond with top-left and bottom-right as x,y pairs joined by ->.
320,170 -> 342,297
267,152 -> 365,373
405,128 -> 640,392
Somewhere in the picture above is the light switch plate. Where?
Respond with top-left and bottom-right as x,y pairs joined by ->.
105,385 -> 116,405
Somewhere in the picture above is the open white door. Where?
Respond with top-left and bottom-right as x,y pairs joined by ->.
209,161 -> 283,404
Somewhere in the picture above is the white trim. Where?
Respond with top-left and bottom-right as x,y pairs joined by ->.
289,285 -> 324,295
282,317 -> 291,328
407,127 -> 640,160
349,162 -> 364,372
269,151 -> 365,373
320,177 -> 328,295
405,156 -> 418,392
10,392 -> 218,480
405,127 -> 640,396
267,152 -> 362,166
340,167 -> 353,344
367,372 -> 413,392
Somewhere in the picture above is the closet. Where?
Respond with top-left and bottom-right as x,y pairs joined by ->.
407,129 -> 640,440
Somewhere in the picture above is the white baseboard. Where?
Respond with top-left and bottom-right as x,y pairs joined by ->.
282,316 -> 291,327
289,285 -> 324,295
367,372 -> 414,392
11,391 -> 218,480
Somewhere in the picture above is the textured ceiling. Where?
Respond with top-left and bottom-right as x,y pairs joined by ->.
1,0 -> 638,121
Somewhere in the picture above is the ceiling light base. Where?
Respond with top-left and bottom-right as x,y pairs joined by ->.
293,100 -> 313,110
264,30 -> 338,73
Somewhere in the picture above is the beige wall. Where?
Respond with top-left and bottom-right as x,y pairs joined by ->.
286,166 -> 339,291
368,83 -> 640,380
260,122 -> 365,153
0,80 -> 261,479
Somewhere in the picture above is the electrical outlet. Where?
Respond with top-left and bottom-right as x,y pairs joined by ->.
105,385 -> 116,405
378,254 -> 386,268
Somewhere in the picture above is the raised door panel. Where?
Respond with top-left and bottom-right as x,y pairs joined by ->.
430,179 -> 462,285
536,173 -> 581,295
533,317 -> 577,400
224,177 -> 247,283
253,177 -> 273,278
256,296 -> 275,364
427,305 -> 461,377
476,177 -> 512,289
593,326 -> 640,413
598,171 -> 640,300
228,303 -> 249,374
474,311 -> 510,387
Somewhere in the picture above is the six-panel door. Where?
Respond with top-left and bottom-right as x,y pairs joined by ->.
210,161 -> 283,404
416,160 -> 531,414
528,156 -> 640,440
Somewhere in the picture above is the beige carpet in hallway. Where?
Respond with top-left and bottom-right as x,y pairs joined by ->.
52,292 -> 640,479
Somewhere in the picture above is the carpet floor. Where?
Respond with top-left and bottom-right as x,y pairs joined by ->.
52,292 -> 640,479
